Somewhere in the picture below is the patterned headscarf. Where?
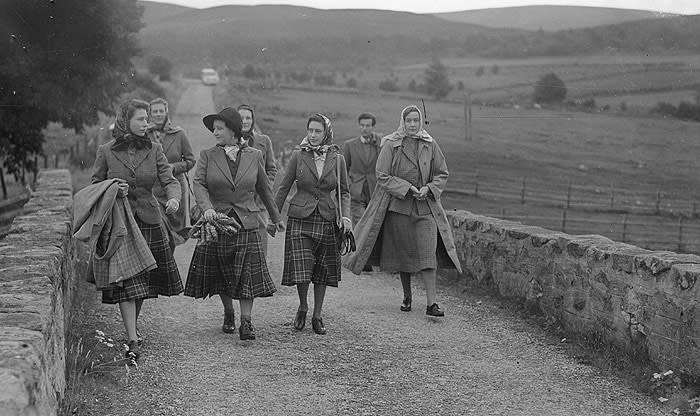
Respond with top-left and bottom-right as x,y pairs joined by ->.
299,113 -> 338,159
237,104 -> 261,135
147,98 -> 182,140
382,105 -> 433,145
112,100 -> 152,150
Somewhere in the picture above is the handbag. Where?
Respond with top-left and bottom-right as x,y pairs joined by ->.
183,172 -> 202,224
335,153 -> 356,255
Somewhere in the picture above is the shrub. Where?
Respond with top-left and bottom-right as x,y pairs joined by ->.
408,79 -> 417,92
424,58 -> 451,100
533,73 -> 567,104
475,66 -> 484,77
147,55 -> 172,81
378,78 -> 400,92
313,73 -> 335,86
346,78 -> 357,88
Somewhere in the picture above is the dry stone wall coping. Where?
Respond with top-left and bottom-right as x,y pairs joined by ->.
447,209 -> 700,377
0,170 -> 73,416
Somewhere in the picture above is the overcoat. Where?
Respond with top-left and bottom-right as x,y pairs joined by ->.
148,128 -> 195,231
91,140 -> 181,224
341,132 -> 381,203
343,136 -> 462,275
192,145 -> 281,231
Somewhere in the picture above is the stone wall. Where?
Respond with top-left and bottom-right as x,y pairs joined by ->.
0,170 -> 73,416
447,209 -> 700,376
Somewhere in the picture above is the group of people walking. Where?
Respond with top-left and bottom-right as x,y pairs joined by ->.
83,96 -> 461,363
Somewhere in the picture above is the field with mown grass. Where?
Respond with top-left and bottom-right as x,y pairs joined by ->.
216,71 -> 700,252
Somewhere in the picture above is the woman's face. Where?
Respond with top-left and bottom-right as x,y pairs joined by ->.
212,119 -> 235,145
239,109 -> 253,133
150,103 -> 167,125
307,121 -> 325,146
403,110 -> 421,136
129,108 -> 149,136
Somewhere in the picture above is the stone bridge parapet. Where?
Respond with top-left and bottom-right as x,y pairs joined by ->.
447,209 -> 700,376
0,170 -> 73,416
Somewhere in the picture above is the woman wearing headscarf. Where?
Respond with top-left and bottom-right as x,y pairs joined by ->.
274,113 -> 351,335
147,97 -> 196,253
185,107 -> 284,341
237,104 -> 277,254
344,105 -> 462,317
91,98 -> 183,361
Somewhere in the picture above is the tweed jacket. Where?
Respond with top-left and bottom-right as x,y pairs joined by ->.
192,145 -> 281,231
274,148 -> 351,222
91,140 -> 181,225
343,136 -> 462,274
250,132 -> 278,210
148,129 -> 195,230
342,132 -> 381,202
73,179 -> 156,289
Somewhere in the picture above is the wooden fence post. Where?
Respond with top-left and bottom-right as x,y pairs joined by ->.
566,180 -> 572,209
561,209 -> 567,233
622,214 -> 628,242
693,202 -> 698,218
656,191 -> 661,215
0,167 -> 6,199
474,169 -> 479,197
464,93 -> 472,141
520,177 -> 527,204
609,182 -> 614,209
678,216 -> 684,252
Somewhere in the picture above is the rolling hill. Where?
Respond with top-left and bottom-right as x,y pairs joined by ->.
140,0 -> 192,25
434,5 -> 677,31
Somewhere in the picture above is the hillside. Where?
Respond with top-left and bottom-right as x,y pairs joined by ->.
435,5 -> 676,31
140,0 -> 191,25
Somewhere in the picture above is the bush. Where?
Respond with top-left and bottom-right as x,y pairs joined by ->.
424,58 -> 451,100
346,78 -> 357,88
475,66 -> 484,77
652,101 -> 678,117
378,78 -> 400,92
147,55 -> 172,81
533,73 -> 567,104
408,79 -> 417,92
491,64 -> 499,75
457,80 -> 465,91
313,73 -> 335,86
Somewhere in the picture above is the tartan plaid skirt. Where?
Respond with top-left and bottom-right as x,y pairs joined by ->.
101,220 -> 183,304
282,209 -> 341,287
184,228 -> 276,299
380,211 -> 437,273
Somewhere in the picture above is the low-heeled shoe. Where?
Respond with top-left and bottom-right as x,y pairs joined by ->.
311,317 -> 326,335
426,303 -> 445,317
294,310 -> 307,331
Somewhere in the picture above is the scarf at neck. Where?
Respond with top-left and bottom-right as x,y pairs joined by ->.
217,139 -> 248,162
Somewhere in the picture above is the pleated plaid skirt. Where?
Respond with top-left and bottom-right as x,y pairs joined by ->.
380,211 -> 437,273
282,209 -> 341,287
184,228 -> 276,299
101,220 -> 183,304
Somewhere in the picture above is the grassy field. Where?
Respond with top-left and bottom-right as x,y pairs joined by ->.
217,73 -> 700,252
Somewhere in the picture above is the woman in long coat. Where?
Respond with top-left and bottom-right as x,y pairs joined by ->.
185,107 -> 284,341
237,104 -> 277,254
344,105 -> 462,317
147,97 -> 196,253
274,113 -> 351,335
91,98 -> 183,361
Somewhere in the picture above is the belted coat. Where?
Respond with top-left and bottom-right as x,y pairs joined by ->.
343,136 -> 462,275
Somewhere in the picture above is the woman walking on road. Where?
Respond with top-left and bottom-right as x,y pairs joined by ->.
274,113 -> 351,335
147,97 -> 196,253
344,105 -> 462,317
237,104 -> 277,254
185,107 -> 284,340
91,98 -> 183,361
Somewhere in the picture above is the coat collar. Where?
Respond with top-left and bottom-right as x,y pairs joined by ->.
210,146 -> 256,188
300,149 -> 337,181
110,145 -> 151,172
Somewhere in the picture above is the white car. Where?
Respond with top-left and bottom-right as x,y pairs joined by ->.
201,68 -> 219,86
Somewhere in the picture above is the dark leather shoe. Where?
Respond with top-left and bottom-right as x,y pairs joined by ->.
426,303 -> 445,317
294,310 -> 307,331
125,340 -> 140,363
311,317 -> 326,335
400,296 -> 412,312
363,264 -> 373,272
239,318 -> 256,340
222,311 -> 236,333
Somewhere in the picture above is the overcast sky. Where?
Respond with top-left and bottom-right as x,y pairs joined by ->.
156,0 -> 700,15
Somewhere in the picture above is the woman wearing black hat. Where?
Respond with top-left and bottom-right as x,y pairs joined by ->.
184,107 -> 284,340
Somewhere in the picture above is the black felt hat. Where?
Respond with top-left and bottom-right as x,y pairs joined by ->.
203,107 -> 243,137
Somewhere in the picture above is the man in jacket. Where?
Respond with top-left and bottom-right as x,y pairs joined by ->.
342,112 -> 381,225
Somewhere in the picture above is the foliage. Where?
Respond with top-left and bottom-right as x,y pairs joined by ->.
492,64 -> 500,75
424,58 -> 452,100
147,55 -> 173,81
346,78 -> 357,88
0,0 -> 143,180
378,78 -> 400,92
651,101 -> 700,122
475,66 -> 485,77
408,79 -> 417,92
533,73 -> 567,104
457,80 -> 465,91
313,73 -> 336,87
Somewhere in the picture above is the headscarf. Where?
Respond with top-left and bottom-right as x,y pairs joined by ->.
381,105 -> 433,146
299,113 -> 338,160
237,104 -> 261,135
112,100 -> 152,150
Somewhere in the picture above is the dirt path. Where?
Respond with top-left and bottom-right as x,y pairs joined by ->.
77,81 -> 665,415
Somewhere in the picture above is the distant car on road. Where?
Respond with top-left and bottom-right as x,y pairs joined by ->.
201,68 -> 219,86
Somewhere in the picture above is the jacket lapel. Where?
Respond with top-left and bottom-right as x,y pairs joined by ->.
418,141 -> 432,183
131,148 -> 151,170
111,151 -> 135,172
300,151 -> 319,180
211,147 -> 236,187
319,151 -> 336,182
162,134 -> 176,155
400,141 -> 419,168
234,148 -> 254,186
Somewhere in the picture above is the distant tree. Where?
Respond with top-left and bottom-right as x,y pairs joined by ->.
378,78 -> 400,92
313,73 -> 335,86
475,66 -> 484,77
457,80 -> 465,91
424,58 -> 451,100
0,0 -> 143,182
408,79 -> 417,92
533,73 -> 567,104
491,64 -> 500,75
346,78 -> 357,88
243,64 -> 257,79
148,55 -> 173,81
